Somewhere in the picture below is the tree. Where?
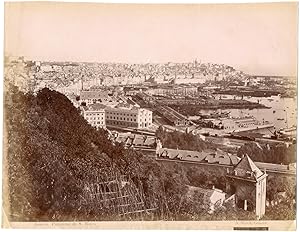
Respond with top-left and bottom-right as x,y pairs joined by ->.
237,142 -> 296,164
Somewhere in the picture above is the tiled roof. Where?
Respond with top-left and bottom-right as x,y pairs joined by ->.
204,149 -> 231,165
114,133 -> 156,147
187,185 -> 215,199
157,148 -> 238,166
144,137 -> 156,146
89,103 -> 106,111
180,150 -> 208,162
116,102 -> 132,108
228,153 -> 241,165
125,137 -> 133,145
115,135 -> 128,143
233,155 -> 263,180
160,148 -> 180,159
186,185 -> 225,204
132,136 -> 144,146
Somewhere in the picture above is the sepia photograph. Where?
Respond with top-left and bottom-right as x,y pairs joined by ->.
3,1 -> 297,230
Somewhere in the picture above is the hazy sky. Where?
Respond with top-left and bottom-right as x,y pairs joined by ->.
4,2 -> 298,76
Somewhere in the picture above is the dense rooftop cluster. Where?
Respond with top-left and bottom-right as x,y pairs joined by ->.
4,56 -> 250,93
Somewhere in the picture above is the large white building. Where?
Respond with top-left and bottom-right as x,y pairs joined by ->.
105,104 -> 152,129
82,103 -> 106,129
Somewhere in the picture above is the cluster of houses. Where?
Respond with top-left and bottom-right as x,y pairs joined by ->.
112,132 -> 156,149
156,146 -> 240,166
5,56 -> 251,96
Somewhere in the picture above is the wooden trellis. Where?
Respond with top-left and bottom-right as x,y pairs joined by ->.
81,173 -> 159,220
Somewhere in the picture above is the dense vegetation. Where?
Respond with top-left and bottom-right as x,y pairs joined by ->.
5,85 -> 295,221
5,85 -> 161,221
237,142 -> 296,164
155,126 -> 215,151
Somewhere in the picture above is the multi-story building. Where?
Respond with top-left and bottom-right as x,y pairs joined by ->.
105,104 -> 152,129
82,103 -> 106,129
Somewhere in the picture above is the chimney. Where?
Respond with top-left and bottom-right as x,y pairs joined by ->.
212,185 -> 215,190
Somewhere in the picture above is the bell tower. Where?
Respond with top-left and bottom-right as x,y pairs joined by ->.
227,155 -> 268,219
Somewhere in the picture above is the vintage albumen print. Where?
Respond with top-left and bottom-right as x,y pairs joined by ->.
3,2 -> 297,230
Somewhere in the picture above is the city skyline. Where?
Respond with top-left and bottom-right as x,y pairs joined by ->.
5,2 -> 298,76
